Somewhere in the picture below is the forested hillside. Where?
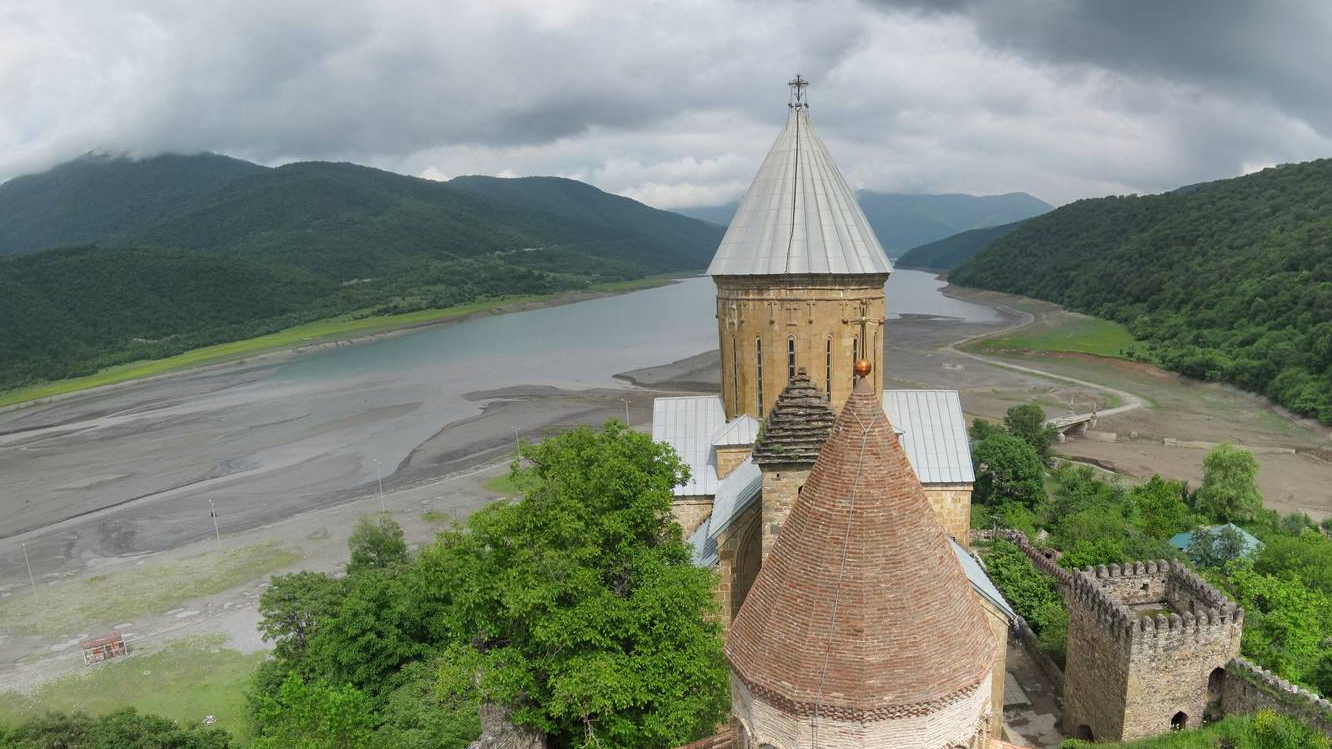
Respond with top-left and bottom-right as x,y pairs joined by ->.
677,191 -> 1050,253
0,155 -> 723,392
952,159 -> 1332,424
895,219 -> 1028,271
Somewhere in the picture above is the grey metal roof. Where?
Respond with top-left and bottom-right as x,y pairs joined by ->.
952,540 -> 1017,621
705,458 -> 762,540
689,520 -> 719,567
882,390 -> 975,484
711,414 -> 761,447
652,396 -> 727,496
706,108 -> 893,277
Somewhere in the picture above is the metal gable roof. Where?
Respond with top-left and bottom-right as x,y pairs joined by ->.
882,390 -> 975,484
706,108 -> 892,277
952,540 -> 1017,621
706,458 -> 762,541
651,395 -> 727,496
711,414 -> 761,447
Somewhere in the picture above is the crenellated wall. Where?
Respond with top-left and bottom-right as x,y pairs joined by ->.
1222,657 -> 1332,737
1062,562 -> 1243,742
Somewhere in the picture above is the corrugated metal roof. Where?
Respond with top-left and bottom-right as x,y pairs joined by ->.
706,108 -> 893,277
882,390 -> 975,484
711,414 -> 761,446
706,458 -> 762,540
952,540 -> 1017,621
652,396 -> 727,496
689,520 -> 719,567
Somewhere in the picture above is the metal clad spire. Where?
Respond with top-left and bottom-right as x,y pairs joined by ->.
707,76 -> 892,277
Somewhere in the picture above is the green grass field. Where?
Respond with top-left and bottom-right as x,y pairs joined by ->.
0,543 -> 298,635
482,471 -> 538,498
0,275 -> 681,409
964,312 -> 1145,359
0,635 -> 263,743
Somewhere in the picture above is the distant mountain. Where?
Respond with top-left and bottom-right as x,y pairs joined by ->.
855,191 -> 1051,253
673,201 -> 739,226
0,153 -> 266,256
674,192 -> 1051,254
0,154 -> 723,391
951,158 -> 1332,425
895,220 -> 1029,272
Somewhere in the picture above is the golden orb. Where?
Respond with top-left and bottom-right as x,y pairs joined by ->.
854,358 -> 873,378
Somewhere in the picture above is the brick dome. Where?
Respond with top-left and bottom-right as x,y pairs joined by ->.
725,376 -> 996,718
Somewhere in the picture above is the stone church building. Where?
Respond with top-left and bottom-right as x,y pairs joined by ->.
654,77 -> 1021,749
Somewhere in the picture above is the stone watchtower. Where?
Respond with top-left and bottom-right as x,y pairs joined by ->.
709,75 -> 892,420
725,366 -> 997,749
750,369 -> 835,557
1063,560 -> 1244,743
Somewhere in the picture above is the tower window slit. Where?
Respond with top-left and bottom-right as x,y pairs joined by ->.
756,337 -> 764,414
731,335 -> 739,413
851,337 -> 858,383
787,338 -> 796,379
825,338 -> 832,398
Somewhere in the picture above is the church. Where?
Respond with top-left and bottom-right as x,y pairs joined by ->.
653,77 -> 1021,749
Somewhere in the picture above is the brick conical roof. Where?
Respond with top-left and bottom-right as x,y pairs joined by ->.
725,375 -> 996,719
751,369 -> 835,466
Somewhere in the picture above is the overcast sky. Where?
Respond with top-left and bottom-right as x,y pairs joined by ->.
3,0 -> 1331,208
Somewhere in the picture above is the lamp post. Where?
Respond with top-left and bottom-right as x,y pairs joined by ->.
372,458 -> 385,513
620,398 -> 631,424
510,425 -> 520,455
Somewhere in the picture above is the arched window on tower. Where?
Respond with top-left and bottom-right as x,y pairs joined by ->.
825,337 -> 832,399
873,330 -> 879,375
731,335 -> 740,413
755,337 -> 764,414
787,337 -> 796,379
851,336 -> 859,384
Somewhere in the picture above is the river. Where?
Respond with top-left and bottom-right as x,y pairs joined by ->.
0,269 -> 996,573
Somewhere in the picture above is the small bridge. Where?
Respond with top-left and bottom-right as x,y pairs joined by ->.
1047,408 -> 1097,442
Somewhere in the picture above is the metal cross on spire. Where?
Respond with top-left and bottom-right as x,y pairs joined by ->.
841,299 -> 885,358
788,73 -> 810,109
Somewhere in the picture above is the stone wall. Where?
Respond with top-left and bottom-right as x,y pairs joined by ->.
760,466 -> 809,558
980,600 -> 1010,736
714,501 -> 762,631
1062,563 -> 1243,742
672,496 -> 714,537
1222,657 -> 1332,737
715,274 -> 888,420
924,484 -> 973,548
715,445 -> 752,480
731,673 -> 992,749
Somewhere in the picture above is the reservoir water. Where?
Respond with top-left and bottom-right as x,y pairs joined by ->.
0,269 -> 998,560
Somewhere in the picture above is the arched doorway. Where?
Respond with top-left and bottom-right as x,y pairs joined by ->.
1171,712 -> 1188,731
1074,725 -> 1094,741
1208,667 -> 1226,702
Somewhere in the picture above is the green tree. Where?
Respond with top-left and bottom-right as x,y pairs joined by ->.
257,571 -> 345,663
1129,475 -> 1192,540
1004,403 -> 1058,458
375,661 -> 481,749
2,709 -> 230,749
417,422 -> 729,749
250,675 -> 376,749
1194,444 -> 1264,523
1186,525 -> 1249,569
972,433 -> 1046,508
346,515 -> 408,575
1256,533 -> 1332,594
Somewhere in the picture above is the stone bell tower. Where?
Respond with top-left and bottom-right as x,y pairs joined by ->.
710,75 -> 892,420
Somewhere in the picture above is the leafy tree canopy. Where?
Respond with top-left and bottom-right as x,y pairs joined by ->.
0,708 -> 231,749
346,515 -> 408,575
1194,444 -> 1264,523
972,432 -> 1046,508
1004,403 -> 1058,459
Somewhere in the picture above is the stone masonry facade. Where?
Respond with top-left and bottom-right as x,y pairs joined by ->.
1063,560 -> 1243,742
715,274 -> 887,420
925,483 -> 973,547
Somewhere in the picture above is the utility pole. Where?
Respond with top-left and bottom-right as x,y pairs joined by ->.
208,500 -> 221,548
620,398 -> 631,424
21,541 -> 37,600
510,425 -> 520,455
372,458 -> 385,513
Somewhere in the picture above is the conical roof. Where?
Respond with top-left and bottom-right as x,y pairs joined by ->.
725,374 -> 996,718
706,106 -> 892,277
751,369 -> 835,466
